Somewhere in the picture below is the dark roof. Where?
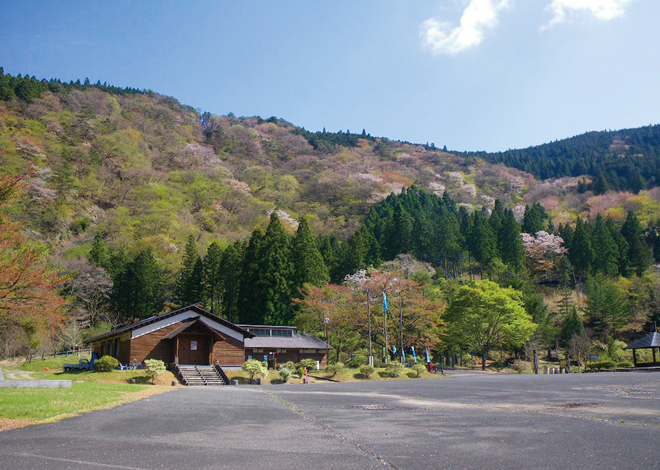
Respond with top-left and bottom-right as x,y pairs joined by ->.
624,332 -> 660,349
237,324 -> 297,330
244,333 -> 332,350
86,304 -> 254,344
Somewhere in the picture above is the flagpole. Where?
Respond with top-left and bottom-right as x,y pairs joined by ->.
367,288 -> 373,366
399,289 -> 403,364
383,290 -> 388,363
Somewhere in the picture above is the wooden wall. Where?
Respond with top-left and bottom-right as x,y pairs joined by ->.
212,335 -> 245,366
129,323 -> 181,364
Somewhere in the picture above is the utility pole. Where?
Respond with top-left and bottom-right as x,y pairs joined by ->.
324,317 -> 330,367
399,290 -> 403,364
383,290 -> 388,363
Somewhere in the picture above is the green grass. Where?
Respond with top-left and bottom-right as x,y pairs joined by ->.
0,381 -> 151,421
8,354 -> 92,372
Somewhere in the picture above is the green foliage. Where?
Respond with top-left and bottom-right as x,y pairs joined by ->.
586,360 -> 616,370
411,363 -> 427,377
278,366 -> 294,382
291,216 -> 329,290
298,358 -> 317,370
359,364 -> 375,378
325,362 -> 344,377
242,359 -> 268,383
511,359 -> 531,374
385,361 -> 404,377
94,355 -> 119,372
347,354 -> 368,368
111,249 -> 163,319
144,359 -> 166,383
444,280 -> 536,370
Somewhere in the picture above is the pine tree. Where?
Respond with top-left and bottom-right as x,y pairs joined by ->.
257,212 -> 294,325
238,229 -> 265,324
498,209 -> 525,272
291,216 -> 329,291
89,231 -> 111,270
468,210 -> 497,277
569,217 -> 594,279
175,234 -> 202,305
560,307 -> 584,347
621,211 -> 653,275
219,243 -> 243,322
591,215 -> 619,276
111,250 -> 163,319
203,242 -> 223,314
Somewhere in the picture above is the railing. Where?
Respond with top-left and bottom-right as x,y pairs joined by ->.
214,364 -> 230,385
28,348 -> 91,362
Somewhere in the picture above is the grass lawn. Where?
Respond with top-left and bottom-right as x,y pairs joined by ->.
0,357 -> 176,432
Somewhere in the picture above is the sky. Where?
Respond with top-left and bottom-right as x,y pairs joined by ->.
1,0 -> 658,152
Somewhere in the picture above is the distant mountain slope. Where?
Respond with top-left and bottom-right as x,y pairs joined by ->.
460,125 -> 660,192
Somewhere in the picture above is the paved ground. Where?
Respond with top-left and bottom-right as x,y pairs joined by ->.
0,371 -> 658,469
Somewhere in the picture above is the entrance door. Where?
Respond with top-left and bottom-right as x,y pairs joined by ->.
178,334 -> 210,365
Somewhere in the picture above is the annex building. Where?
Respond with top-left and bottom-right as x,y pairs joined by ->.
87,304 -> 330,369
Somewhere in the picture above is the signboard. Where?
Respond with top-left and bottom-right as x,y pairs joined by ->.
191,341 -> 198,351
263,355 -> 268,361
590,354 -> 599,361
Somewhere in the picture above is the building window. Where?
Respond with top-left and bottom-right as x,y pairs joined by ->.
191,340 -> 198,351
272,329 -> 293,337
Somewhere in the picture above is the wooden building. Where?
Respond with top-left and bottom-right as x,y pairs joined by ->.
87,304 -> 254,367
240,324 -> 332,368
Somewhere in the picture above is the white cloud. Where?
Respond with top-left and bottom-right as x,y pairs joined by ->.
544,0 -> 632,29
421,0 -> 511,55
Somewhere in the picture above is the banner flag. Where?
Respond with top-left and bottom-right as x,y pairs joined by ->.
425,346 -> 431,363
383,291 -> 389,312
392,345 -> 397,355
411,346 -> 417,363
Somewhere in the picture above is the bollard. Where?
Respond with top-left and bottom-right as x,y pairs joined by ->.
171,380 -> 177,387
256,378 -> 262,385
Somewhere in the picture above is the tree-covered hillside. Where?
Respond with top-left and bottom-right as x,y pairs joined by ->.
462,125 -> 660,193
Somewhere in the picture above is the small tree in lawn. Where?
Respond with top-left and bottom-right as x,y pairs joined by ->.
444,280 -> 536,370
242,359 -> 268,383
144,359 -> 166,384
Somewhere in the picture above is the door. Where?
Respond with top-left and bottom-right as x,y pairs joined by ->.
178,334 -> 210,364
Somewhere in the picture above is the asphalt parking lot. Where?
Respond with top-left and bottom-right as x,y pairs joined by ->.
0,371 -> 658,469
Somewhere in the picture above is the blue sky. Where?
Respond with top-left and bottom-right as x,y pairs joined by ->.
1,0 -> 658,151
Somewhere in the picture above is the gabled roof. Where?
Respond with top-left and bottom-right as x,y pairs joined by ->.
624,332 -> 660,349
245,333 -> 332,350
86,304 -> 254,343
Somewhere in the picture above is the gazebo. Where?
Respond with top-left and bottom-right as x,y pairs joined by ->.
624,331 -> 660,367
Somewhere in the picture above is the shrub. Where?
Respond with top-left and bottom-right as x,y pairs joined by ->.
616,361 -> 633,368
511,360 -> 531,374
297,366 -> 306,379
326,362 -> 344,377
242,359 -> 269,383
347,354 -> 368,368
359,364 -> 375,378
144,359 -> 166,383
298,358 -> 317,371
94,355 -> 118,372
279,366 -> 294,382
385,361 -> 404,378
411,363 -> 427,377
586,360 -> 616,370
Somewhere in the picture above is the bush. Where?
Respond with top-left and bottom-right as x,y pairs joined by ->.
326,362 -> 344,377
144,359 -> 166,383
297,366 -> 306,379
586,360 -> 616,370
511,360 -> 531,374
298,358 -> 317,371
385,361 -> 404,378
347,354 -> 368,368
242,359 -> 269,383
359,364 -> 375,378
279,366 -> 294,382
411,363 -> 427,377
616,361 -> 633,368
94,355 -> 118,372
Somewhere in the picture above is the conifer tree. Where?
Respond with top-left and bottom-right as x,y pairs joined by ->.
498,209 -> 525,272
219,243 -> 242,322
291,216 -> 329,291
111,250 -> 163,319
238,229 -> 265,324
203,242 -> 223,314
569,218 -> 594,279
468,210 -> 497,278
89,231 -> 111,270
621,211 -> 653,275
175,234 -> 202,305
591,215 -> 619,276
257,212 -> 294,325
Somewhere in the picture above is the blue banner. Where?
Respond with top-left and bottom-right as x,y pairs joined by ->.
425,346 -> 431,363
392,345 -> 397,355
383,291 -> 389,312
411,346 -> 417,363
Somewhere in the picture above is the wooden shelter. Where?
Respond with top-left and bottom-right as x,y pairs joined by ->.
87,304 -> 254,367
624,332 -> 660,367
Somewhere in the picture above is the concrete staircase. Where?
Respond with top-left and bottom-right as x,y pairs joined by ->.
177,365 -> 228,386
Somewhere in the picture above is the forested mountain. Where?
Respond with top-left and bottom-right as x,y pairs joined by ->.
3,68 -> 660,361
462,125 -> 660,193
